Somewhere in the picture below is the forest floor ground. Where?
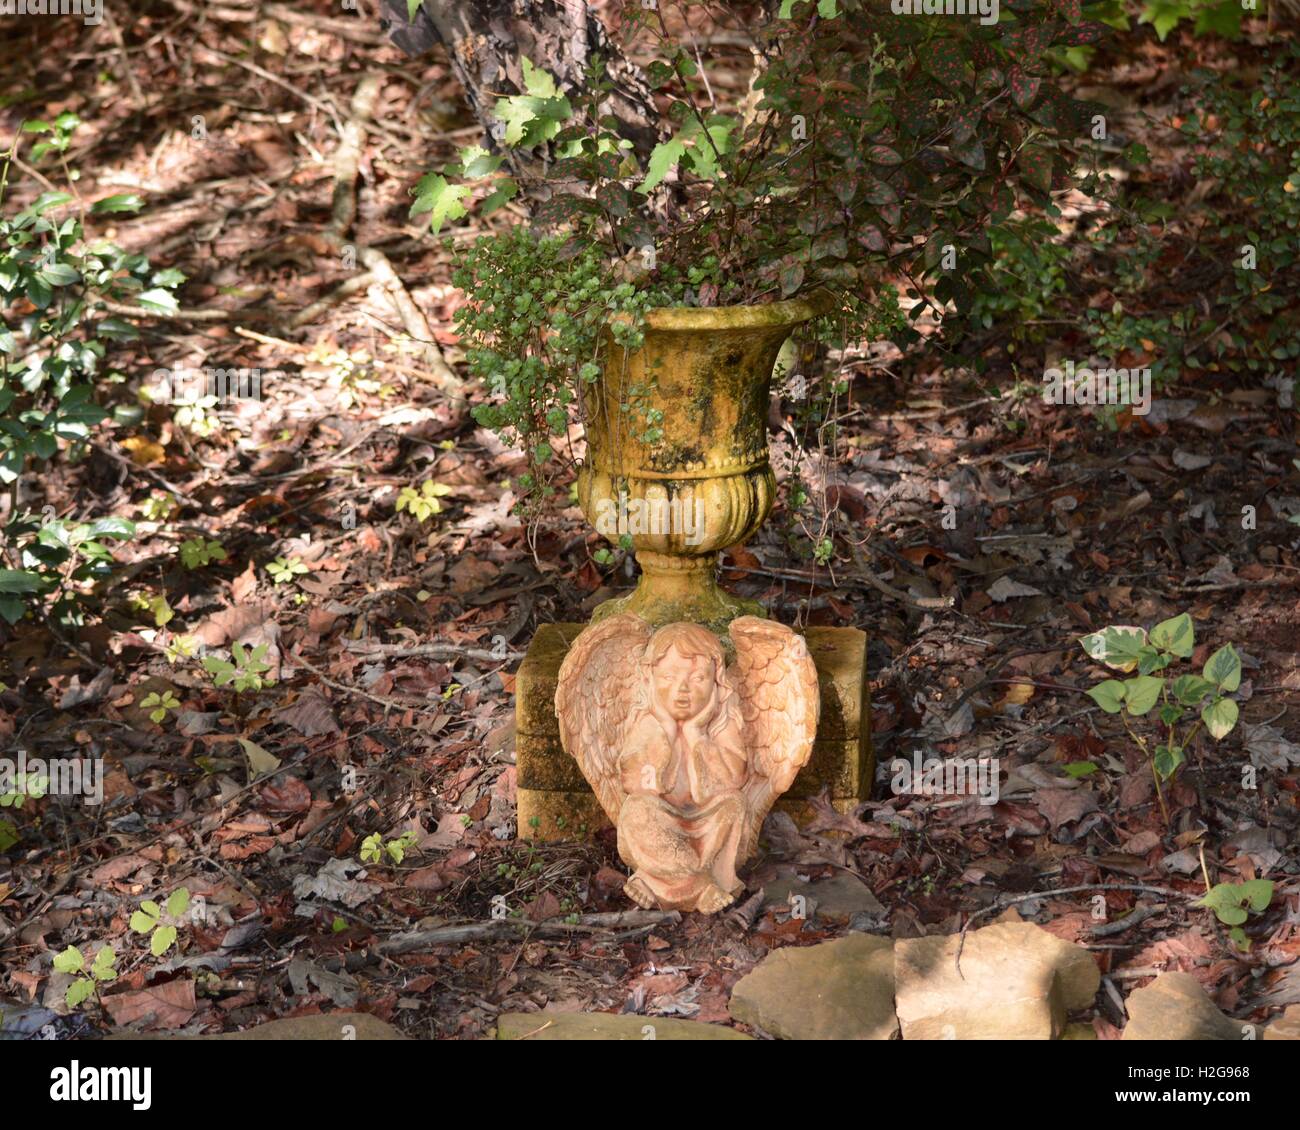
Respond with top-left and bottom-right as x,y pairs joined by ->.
0,3 -> 1297,1038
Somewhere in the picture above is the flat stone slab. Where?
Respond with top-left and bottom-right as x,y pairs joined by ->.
1122,973 -> 1242,1041
729,934 -> 897,1040
496,1011 -> 751,1040
762,872 -> 886,922
108,1013 -> 407,1040
895,921 -> 1099,1040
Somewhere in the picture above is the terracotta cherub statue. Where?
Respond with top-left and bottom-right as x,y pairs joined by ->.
555,614 -> 819,913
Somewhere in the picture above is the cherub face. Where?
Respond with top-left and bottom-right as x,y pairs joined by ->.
651,646 -> 716,722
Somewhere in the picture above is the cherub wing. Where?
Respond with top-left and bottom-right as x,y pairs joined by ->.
554,614 -> 652,824
728,616 -> 820,861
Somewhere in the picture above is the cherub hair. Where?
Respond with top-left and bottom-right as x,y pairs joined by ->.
635,622 -> 744,739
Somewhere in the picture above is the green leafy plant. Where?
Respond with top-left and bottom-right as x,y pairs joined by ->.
203,642 -> 274,692
360,830 -> 419,866
1081,47 -> 1300,383
1138,0 -> 1246,40
266,555 -> 309,585
140,690 -> 180,724
129,590 -> 174,628
179,537 -> 227,570
53,944 -> 117,1007
1080,614 -> 1241,822
0,768 -> 46,808
395,480 -> 452,523
129,886 -> 190,956
1194,879 -> 1273,951
1,117 -> 181,625
137,492 -> 177,522
424,2 -> 1106,506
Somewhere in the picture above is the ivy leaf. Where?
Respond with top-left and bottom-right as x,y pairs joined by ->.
1153,744 -> 1184,781
166,886 -> 190,918
1201,696 -> 1238,740
457,146 -> 504,179
66,978 -> 94,1007
1079,625 -> 1146,672
479,180 -> 517,217
1086,680 -> 1126,714
493,58 -> 571,148
410,173 -> 471,234
1149,612 -> 1194,657
1203,644 -> 1241,692
1122,675 -> 1164,716
151,924 -> 178,957
1195,880 -> 1272,925
1170,674 -> 1215,705
1193,0 -> 1242,37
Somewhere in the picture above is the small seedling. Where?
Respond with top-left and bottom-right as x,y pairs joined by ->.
1195,879 -> 1274,951
395,481 -> 452,523
266,556 -> 309,585
1080,613 -> 1241,822
360,830 -> 419,866
0,770 -> 47,809
129,887 -> 190,956
179,537 -> 227,569
53,945 -> 117,1007
140,690 -> 180,724
203,642 -> 274,692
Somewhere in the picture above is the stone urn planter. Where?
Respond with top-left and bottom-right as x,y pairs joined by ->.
576,295 -> 829,634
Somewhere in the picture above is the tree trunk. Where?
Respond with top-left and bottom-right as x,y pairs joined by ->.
378,0 -> 662,169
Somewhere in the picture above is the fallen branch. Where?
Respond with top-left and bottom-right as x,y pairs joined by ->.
320,74 -> 466,402
848,540 -> 955,611
376,910 -> 679,953
343,640 -> 524,663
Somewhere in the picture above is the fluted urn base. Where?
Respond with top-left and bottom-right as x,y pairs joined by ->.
589,550 -> 764,634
